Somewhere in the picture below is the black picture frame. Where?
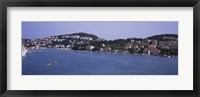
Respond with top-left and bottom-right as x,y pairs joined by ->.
0,0 -> 200,97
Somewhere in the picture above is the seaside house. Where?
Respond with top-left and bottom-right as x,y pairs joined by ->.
143,48 -> 159,56
104,47 -> 112,51
85,45 -> 95,50
143,48 -> 150,55
99,48 -> 104,52
35,44 -> 40,49
149,49 -> 160,56
55,45 -> 65,48
101,44 -> 105,47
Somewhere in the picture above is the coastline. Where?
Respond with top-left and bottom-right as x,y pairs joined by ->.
25,48 -> 177,58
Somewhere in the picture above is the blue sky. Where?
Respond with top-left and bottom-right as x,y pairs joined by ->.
22,21 -> 178,40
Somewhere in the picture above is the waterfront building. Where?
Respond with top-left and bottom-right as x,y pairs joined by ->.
55,45 -> 65,48
104,47 -> 112,51
85,45 -> 95,50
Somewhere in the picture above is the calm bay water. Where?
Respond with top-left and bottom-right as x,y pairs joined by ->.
22,49 -> 178,75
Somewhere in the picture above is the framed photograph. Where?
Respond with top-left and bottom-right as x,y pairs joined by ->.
0,0 -> 200,97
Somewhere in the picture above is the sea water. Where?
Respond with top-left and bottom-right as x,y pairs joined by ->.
22,49 -> 178,75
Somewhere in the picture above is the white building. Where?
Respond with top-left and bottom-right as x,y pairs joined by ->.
85,45 -> 94,50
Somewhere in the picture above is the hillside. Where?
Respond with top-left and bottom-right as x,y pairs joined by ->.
69,32 -> 98,40
147,34 -> 178,40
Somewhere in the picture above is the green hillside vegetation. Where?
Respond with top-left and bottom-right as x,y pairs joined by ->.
70,32 -> 98,40
147,34 -> 178,40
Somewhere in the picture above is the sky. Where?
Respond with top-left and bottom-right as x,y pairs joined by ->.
22,21 -> 178,40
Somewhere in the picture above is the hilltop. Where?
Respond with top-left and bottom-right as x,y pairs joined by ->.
56,32 -> 99,41
69,32 -> 98,40
147,34 -> 178,40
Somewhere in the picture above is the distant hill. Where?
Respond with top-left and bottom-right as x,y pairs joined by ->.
69,32 -> 99,40
147,34 -> 178,40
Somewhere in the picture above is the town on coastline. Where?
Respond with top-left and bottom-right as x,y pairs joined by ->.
22,32 -> 178,57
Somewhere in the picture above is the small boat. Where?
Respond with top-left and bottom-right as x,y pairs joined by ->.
48,64 -> 51,66
54,61 -> 57,63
